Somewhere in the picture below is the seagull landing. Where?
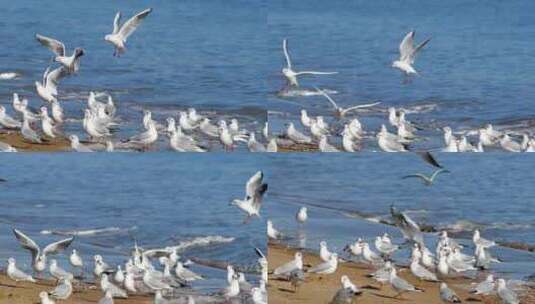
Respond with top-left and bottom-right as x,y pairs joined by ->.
105,8 -> 153,57
316,88 -> 380,118
282,39 -> 337,87
35,34 -> 84,73
230,171 -> 268,223
402,168 -> 449,186
392,31 -> 431,75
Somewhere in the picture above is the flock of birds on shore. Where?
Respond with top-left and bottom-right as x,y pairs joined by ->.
267,208 -> 525,304
263,155 -> 527,304
3,171 -> 270,304
1,14 -> 534,153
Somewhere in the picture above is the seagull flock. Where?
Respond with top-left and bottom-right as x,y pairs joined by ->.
3,171 -> 269,304
2,23 -> 533,152
266,156 -> 526,304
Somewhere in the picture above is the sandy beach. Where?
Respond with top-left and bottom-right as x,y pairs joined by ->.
0,131 -> 69,152
0,273 -> 151,304
268,243 -> 535,304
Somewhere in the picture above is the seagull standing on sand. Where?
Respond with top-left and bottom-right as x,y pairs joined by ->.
470,274 -> 495,295
497,278 -> 519,304
392,31 -> 431,75
49,277 -> 73,300
273,252 -> 303,276
0,106 -> 22,129
40,107 -> 58,138
35,34 -> 84,73
7,257 -> 36,282
69,249 -> 83,276
105,8 -> 153,57
389,267 -> 423,298
50,259 -> 74,280
281,39 -> 337,87
307,253 -> 338,274
440,282 -> 461,303
12,228 -> 74,274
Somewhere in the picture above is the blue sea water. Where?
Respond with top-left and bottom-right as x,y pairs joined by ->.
0,154 -> 267,291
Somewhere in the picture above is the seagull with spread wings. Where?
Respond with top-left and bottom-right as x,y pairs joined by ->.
316,87 -> 380,118
35,34 -> 84,73
402,168 -> 450,186
105,8 -> 153,57
392,31 -> 431,75
230,171 -> 268,223
282,39 -> 337,87
35,66 -> 69,103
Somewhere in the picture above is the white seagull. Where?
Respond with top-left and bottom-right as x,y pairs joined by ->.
392,31 -> 431,75
35,34 -> 84,73
105,8 -> 153,56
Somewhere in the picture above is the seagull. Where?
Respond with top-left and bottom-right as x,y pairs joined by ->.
388,107 -> 400,127
273,252 -> 303,276
224,274 -> 241,298
500,134 -> 524,152
392,31 -> 431,75
13,94 -> 39,122
390,205 -> 424,246
248,133 -> 266,152
307,253 -> 337,274
50,100 -> 64,124
0,141 -> 17,152
169,127 -> 206,152
6,257 -> 36,282
318,135 -> 340,152
281,39 -> 337,87
0,105 -> 22,129
12,228 -> 74,273
39,291 -> 56,304
389,267 -> 423,298
93,255 -> 111,278
497,278 -> 519,304
287,122 -> 312,144
267,220 -> 282,240
105,8 -> 153,56
199,118 -> 220,138
319,241 -> 333,262
296,207 -> 308,224
127,120 -> 158,148
470,274 -> 495,295
440,283 -> 461,303
377,125 -> 408,152
49,259 -> 74,280
49,277 -> 73,300
340,275 -> 361,294
21,114 -> 42,144
341,125 -> 360,152
267,138 -> 278,152
69,135 -> 94,152
40,107 -> 58,138
409,255 -> 438,282
114,266 -> 124,284
175,261 -> 203,282
402,168 -> 450,186
472,229 -> 496,248
230,171 -> 268,222
35,34 -> 84,73
361,242 -> 384,265
316,88 -> 380,118
100,274 -> 128,298
300,109 -> 315,128
367,261 -> 393,284
69,249 -> 83,276
374,236 -> 399,258
35,66 -> 68,103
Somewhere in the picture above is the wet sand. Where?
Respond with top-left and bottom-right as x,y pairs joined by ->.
0,273 -> 151,303
0,131 -> 70,152
268,243 -> 535,304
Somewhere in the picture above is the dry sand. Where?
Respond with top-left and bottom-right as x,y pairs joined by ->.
0,273 -> 152,303
268,243 -> 535,304
0,131 -> 70,152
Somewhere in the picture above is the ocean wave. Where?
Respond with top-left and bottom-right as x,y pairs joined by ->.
439,220 -> 534,233
172,235 -> 235,252
0,72 -> 20,80
40,226 -> 137,237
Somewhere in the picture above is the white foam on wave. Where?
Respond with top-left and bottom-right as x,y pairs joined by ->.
172,235 -> 235,252
0,72 -> 20,80
40,226 -> 137,236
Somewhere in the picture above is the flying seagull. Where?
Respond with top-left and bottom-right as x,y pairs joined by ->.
35,34 -> 84,73
282,38 -> 337,87
316,88 -> 380,118
105,8 -> 153,57
392,31 -> 431,75
230,171 -> 268,223
402,168 -> 450,186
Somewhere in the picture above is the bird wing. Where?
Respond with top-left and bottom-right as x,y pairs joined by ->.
46,66 -> 69,93
118,8 -> 152,41
12,229 -> 40,259
393,276 -> 415,291
282,39 -> 292,68
399,31 -> 415,61
411,37 -> 431,63
417,151 -> 443,168
274,260 -> 297,275
316,87 -> 338,109
43,237 -> 74,255
35,34 -> 65,57
307,261 -> 330,273
254,247 -> 266,259
430,169 -> 449,181
251,183 -> 268,211
295,71 -> 338,75
402,174 -> 428,181
245,171 -> 263,199
112,11 -> 122,34
343,102 -> 381,113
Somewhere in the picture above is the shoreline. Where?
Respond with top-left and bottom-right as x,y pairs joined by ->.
0,273 -> 151,304
0,131 -> 70,152
267,242 -> 535,304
